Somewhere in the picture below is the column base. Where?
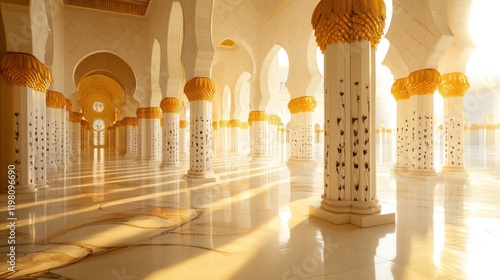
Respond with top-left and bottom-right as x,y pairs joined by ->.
408,168 -> 438,177
309,205 -> 395,228
441,165 -> 469,177
47,164 -> 58,173
392,164 -> 408,173
35,180 -> 49,190
184,172 -> 217,183
17,183 -> 37,193
160,162 -> 181,170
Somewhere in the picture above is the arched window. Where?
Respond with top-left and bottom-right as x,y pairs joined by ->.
93,101 -> 104,113
93,119 -> 105,146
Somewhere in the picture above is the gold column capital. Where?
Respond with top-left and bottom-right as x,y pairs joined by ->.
288,96 -> 317,114
66,99 -> 72,112
46,90 -> 67,109
268,115 -> 281,125
136,107 -> 162,119
69,112 -> 83,123
160,97 -> 183,113
405,68 -> 441,96
219,120 -> 229,128
184,77 -> 216,102
391,78 -> 410,101
248,111 -> 269,123
115,120 -> 123,127
312,0 -> 386,52
122,117 -> 138,126
229,119 -> 240,128
213,121 -> 219,129
240,122 -> 249,129
81,119 -> 90,129
438,72 -> 470,98
0,52 -> 53,92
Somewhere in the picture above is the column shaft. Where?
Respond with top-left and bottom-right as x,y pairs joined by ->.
187,100 -> 213,177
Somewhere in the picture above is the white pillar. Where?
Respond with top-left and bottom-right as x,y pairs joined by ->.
219,120 -> 230,153
268,115 -> 280,156
249,111 -> 270,158
288,96 -> 317,162
391,78 -> 411,173
406,69 -> 441,176
0,53 -> 53,193
309,2 -> 394,227
184,77 -> 216,180
69,112 -> 82,159
136,108 -> 162,164
212,121 -> 219,154
160,97 -> 182,167
180,120 -> 189,159
46,90 -> 66,172
438,73 -> 470,173
65,99 -> 72,164
229,119 -> 241,154
122,117 -> 138,156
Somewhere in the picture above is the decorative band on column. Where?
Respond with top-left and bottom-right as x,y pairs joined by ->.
69,112 -> 83,123
81,120 -> 90,129
180,120 -> 188,128
0,52 -> 53,91
268,115 -> 281,125
160,97 -> 183,113
391,78 -> 410,101
288,96 -> 317,114
115,120 -> 123,127
438,73 -> 470,98
136,107 -> 162,119
184,77 -> 216,102
213,121 -> 219,130
405,69 -> 441,95
46,90 -> 67,109
229,119 -> 240,128
311,0 -> 386,51
66,99 -> 73,112
122,117 -> 138,126
248,111 -> 268,126
219,120 -> 229,128
240,122 -> 249,129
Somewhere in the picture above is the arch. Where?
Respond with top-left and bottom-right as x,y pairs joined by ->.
150,38 -> 162,100
233,71 -> 252,120
166,1 -> 184,98
260,45 -> 289,115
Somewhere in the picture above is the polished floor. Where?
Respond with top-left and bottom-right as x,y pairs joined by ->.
1,144 -> 500,280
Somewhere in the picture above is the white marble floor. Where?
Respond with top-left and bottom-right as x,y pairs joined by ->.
1,145 -> 500,279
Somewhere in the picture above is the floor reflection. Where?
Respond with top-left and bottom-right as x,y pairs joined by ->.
0,145 -> 499,279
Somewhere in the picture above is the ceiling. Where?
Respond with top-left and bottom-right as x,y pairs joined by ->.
63,0 -> 150,16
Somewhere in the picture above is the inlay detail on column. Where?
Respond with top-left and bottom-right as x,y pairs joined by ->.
161,98 -> 182,167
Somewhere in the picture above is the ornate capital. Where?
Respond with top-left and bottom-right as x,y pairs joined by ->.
0,52 -> 52,92
438,72 -> 470,98
391,78 -> 410,101
180,120 -> 188,128
229,119 -> 240,128
240,122 -> 249,129
268,115 -> 281,125
160,97 -> 183,113
122,117 -> 138,126
405,69 -> 441,96
248,111 -> 268,123
288,96 -> 317,114
184,77 -> 216,102
219,120 -> 229,128
115,120 -> 123,127
81,119 -> 90,129
66,99 -> 73,112
69,112 -> 83,123
46,90 -> 67,109
312,0 -> 386,51
136,107 -> 162,119
212,121 -> 219,130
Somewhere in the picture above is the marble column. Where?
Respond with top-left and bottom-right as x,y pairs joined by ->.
219,120 -> 230,153
81,120 -> 90,152
184,77 -> 216,180
136,107 -> 162,164
485,124 -> 496,147
65,99 -> 73,164
180,120 -> 189,159
46,90 -> 66,172
115,120 -> 123,153
212,121 -> 219,154
309,0 -> 394,227
122,117 -> 138,156
288,96 -> 317,162
69,112 -> 82,159
160,97 -> 182,168
0,53 -> 53,193
241,122 -> 250,155
229,119 -> 241,154
406,69 -> 441,176
249,111 -> 270,158
391,78 -> 411,173
438,72 -> 470,173
268,115 -> 280,156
